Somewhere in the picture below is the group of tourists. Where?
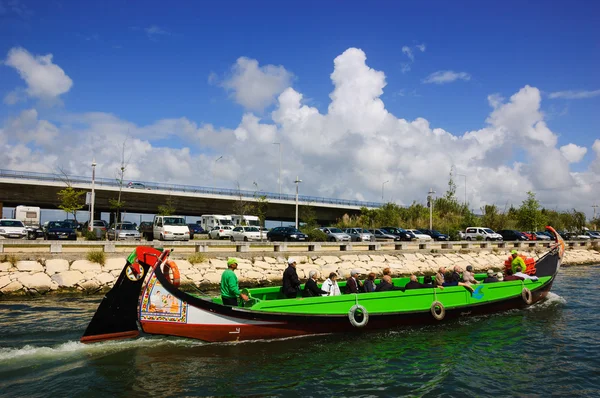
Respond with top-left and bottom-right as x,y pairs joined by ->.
220,254 -> 538,306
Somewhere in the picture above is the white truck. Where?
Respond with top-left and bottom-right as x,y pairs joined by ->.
231,215 -> 260,227
199,215 -> 233,232
13,205 -> 42,240
153,215 -> 190,241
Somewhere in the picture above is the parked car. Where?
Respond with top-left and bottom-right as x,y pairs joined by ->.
572,232 -> 591,240
380,227 -> 415,241
187,224 -> 204,239
107,223 -> 141,241
230,226 -> 262,241
407,229 -> 433,241
63,219 -> 82,231
153,215 -> 190,241
585,231 -> 600,240
208,225 -> 234,240
498,230 -> 529,241
369,229 -> 400,241
464,227 -> 503,241
521,232 -> 537,241
44,221 -> 77,240
0,219 -> 28,239
458,230 -> 466,240
139,221 -> 154,240
419,229 -> 449,241
533,232 -> 552,241
319,227 -> 351,242
344,228 -> 374,242
267,227 -> 307,242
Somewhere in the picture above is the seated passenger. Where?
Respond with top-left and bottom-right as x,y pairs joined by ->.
483,269 -> 499,283
514,266 -> 539,281
375,275 -> 404,292
434,266 -> 446,287
451,266 -> 462,282
363,272 -> 376,293
345,269 -> 363,294
423,275 -> 434,284
321,272 -> 341,296
303,270 -> 328,297
383,267 -> 391,276
462,265 -> 479,284
405,274 -> 442,290
503,268 -> 524,281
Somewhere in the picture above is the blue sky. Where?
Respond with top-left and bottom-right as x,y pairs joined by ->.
1,0 -> 599,217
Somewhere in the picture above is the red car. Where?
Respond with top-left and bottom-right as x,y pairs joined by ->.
521,232 -> 537,240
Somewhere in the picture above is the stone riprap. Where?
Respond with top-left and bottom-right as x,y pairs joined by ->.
1,249 -> 599,296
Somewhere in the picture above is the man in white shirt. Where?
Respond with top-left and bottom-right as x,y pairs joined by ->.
321,272 -> 341,296
514,266 -> 539,281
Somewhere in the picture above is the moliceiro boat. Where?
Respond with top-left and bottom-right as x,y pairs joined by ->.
81,228 -> 565,344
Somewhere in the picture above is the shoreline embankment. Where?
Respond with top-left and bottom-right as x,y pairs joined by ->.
1,247 -> 599,297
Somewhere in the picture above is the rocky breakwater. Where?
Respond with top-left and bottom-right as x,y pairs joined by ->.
1,249 -> 599,296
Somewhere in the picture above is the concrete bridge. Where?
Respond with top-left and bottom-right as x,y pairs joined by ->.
0,169 -> 381,223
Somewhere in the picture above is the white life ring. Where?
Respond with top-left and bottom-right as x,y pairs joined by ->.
348,304 -> 369,327
522,287 -> 533,305
431,300 -> 445,321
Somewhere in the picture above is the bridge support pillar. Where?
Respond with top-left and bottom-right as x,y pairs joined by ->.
394,243 -> 406,250
0,243 -> 3,253
195,243 -> 208,252
369,243 -> 381,251
340,243 -> 352,251
419,243 -> 430,250
497,242 -> 506,249
441,243 -> 453,249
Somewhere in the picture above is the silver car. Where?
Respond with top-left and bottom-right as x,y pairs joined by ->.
319,227 -> 352,242
369,229 -> 398,241
107,223 -> 141,241
344,228 -> 374,242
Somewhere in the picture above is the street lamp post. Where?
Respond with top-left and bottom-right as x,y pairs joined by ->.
382,180 -> 389,202
294,176 -> 302,229
457,174 -> 467,206
89,160 -> 97,233
428,188 -> 436,230
273,142 -> 282,199
212,156 -> 223,187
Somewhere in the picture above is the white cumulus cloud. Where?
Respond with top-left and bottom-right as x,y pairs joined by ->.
560,143 -> 587,163
0,47 -> 599,217
4,47 -> 73,101
221,56 -> 293,112
422,70 -> 471,84
401,46 -> 414,61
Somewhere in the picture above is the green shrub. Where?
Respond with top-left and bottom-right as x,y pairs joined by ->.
301,228 -> 328,242
188,252 -> 206,264
449,231 -> 461,241
86,250 -> 105,265
475,235 -> 484,241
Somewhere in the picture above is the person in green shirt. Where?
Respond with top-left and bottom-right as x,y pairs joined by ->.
220,258 -> 249,306
510,250 -> 527,274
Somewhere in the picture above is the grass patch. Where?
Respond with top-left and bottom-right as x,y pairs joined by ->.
1,254 -> 19,266
86,250 -> 106,265
187,252 -> 206,264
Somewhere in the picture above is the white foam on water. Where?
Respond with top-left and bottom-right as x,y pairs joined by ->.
527,292 -> 567,310
0,337 -> 205,363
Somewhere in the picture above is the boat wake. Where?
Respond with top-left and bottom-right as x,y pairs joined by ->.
527,292 -> 567,310
0,337 -> 205,363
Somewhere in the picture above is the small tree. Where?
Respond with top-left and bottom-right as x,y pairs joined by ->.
517,191 -> 544,231
254,195 -> 269,229
232,182 -> 254,224
57,187 -> 86,221
157,196 -> 176,216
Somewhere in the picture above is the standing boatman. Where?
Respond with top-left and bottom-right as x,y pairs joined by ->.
220,258 -> 249,306
510,250 -> 527,274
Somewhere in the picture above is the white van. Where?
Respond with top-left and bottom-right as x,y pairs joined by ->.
464,227 -> 503,241
231,215 -> 260,226
13,205 -> 42,240
153,215 -> 190,241
199,215 -> 232,231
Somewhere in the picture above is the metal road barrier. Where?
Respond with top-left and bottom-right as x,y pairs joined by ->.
0,239 -> 594,254
0,168 -> 383,208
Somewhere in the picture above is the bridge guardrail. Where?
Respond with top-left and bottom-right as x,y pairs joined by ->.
0,239 -> 593,254
0,168 -> 382,208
